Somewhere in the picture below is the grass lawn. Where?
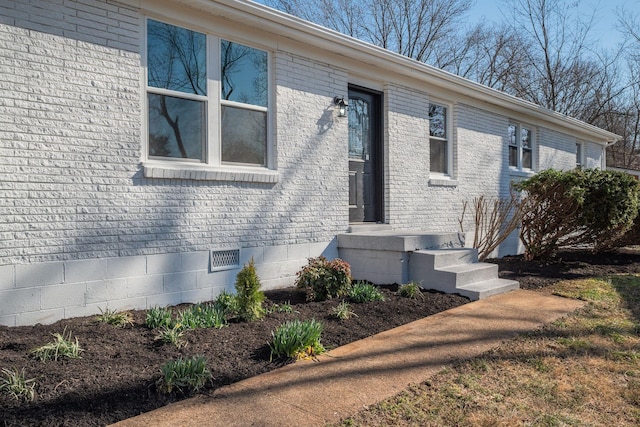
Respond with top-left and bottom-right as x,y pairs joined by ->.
336,274 -> 640,426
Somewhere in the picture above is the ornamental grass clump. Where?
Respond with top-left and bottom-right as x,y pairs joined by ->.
95,307 -> 134,328
235,259 -> 265,322
331,301 -> 357,320
295,256 -> 352,301
145,306 -> 173,329
0,368 -> 36,402
154,324 -> 186,348
348,281 -> 385,303
269,319 -> 325,361
157,355 -> 211,394
398,282 -> 423,299
30,328 -> 83,362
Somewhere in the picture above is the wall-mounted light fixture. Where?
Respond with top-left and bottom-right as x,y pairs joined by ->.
333,96 -> 348,117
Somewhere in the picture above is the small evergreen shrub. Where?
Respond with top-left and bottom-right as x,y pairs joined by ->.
348,282 -> 385,303
398,282 -> 423,299
0,368 -> 36,402
269,319 -> 325,360
145,306 -> 173,329
158,355 -> 211,394
30,328 -> 83,362
235,259 -> 265,322
295,256 -> 352,301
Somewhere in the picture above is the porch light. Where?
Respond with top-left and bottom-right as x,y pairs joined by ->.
333,96 -> 348,117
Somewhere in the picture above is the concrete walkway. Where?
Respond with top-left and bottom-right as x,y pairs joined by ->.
111,290 -> 584,427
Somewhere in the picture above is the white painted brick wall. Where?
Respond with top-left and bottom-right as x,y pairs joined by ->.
0,0 -> 609,325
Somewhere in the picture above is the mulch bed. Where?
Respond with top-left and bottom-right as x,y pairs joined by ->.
1,247 -> 640,426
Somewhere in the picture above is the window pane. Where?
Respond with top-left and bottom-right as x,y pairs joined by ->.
221,40 -> 268,107
509,146 -> 518,167
523,148 -> 532,169
508,124 -> 517,146
521,127 -> 531,148
147,20 -> 207,95
429,104 -> 447,138
430,139 -> 447,174
576,143 -> 582,166
148,94 -> 205,160
221,105 -> 266,165
348,97 -> 370,160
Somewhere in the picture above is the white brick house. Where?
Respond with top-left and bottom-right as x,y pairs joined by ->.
0,0 -> 619,326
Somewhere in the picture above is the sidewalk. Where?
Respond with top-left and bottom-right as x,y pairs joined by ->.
111,290 -> 584,427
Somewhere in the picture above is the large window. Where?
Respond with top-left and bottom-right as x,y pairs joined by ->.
146,19 -> 269,167
508,123 -> 533,170
429,103 -> 449,175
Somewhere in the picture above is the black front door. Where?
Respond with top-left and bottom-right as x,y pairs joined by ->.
348,87 -> 382,223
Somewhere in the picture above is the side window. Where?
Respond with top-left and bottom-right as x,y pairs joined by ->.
576,142 -> 583,168
429,103 -> 449,175
508,122 -> 534,171
145,19 -> 270,168
147,20 -> 207,161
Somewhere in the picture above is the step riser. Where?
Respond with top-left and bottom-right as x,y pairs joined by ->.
457,280 -> 520,300
412,249 -> 478,269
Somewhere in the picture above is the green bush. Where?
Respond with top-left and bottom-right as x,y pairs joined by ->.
157,355 -> 211,394
235,259 -> 265,322
515,168 -> 640,260
348,281 -> 385,303
295,256 -> 352,301
269,319 -> 325,360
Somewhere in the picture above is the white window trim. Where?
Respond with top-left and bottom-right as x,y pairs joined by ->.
142,17 -> 277,182
428,100 -> 454,179
508,121 -> 536,173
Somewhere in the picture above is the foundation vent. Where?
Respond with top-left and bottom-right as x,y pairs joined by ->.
210,248 -> 240,271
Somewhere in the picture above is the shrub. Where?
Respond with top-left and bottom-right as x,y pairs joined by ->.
157,355 -> 211,394
295,256 -> 352,301
213,290 -> 239,317
348,282 -> 385,303
515,169 -> 640,260
0,368 -> 36,402
398,282 -> 423,299
145,306 -> 173,329
31,328 -> 83,362
331,301 -> 357,320
95,308 -> 133,328
458,192 -> 523,261
235,259 -> 265,322
269,319 -> 325,360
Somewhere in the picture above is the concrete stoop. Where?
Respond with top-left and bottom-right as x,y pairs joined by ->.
338,229 -> 518,300
410,249 -> 519,300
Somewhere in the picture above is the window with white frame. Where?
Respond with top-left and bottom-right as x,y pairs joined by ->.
576,142 -> 583,168
146,19 -> 269,167
429,103 -> 450,175
508,123 -> 533,170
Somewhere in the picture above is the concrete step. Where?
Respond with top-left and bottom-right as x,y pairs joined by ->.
413,248 -> 478,269
456,278 -> 520,300
431,262 -> 499,288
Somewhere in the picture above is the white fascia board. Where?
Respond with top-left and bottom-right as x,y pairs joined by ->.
142,0 -> 620,144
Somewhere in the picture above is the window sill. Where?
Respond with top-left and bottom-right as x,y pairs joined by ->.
429,176 -> 458,187
142,162 -> 279,184
508,168 -> 536,178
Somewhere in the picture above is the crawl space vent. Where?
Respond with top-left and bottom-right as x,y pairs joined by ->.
210,248 -> 240,271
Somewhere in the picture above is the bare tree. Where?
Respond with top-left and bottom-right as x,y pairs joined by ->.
265,0 -> 473,62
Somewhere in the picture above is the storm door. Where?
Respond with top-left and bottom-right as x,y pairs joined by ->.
348,87 -> 383,223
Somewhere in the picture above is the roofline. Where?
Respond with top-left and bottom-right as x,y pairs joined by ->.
148,0 -> 621,143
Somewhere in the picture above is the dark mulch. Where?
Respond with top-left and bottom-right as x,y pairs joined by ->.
2,247 -> 640,427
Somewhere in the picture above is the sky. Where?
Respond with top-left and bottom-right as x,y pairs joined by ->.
466,0 -> 637,51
